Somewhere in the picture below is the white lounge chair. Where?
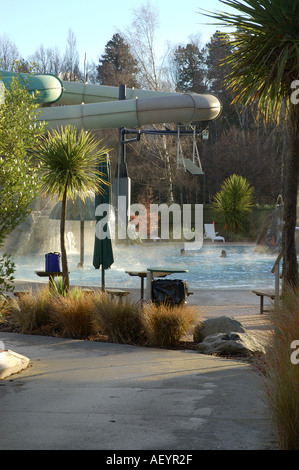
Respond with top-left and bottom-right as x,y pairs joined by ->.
204,224 -> 225,243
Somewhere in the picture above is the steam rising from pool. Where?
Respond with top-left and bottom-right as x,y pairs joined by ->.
13,243 -> 278,290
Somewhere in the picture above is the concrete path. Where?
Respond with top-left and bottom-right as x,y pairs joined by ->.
0,331 -> 276,451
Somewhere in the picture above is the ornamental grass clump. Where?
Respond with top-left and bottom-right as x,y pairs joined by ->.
10,287 -> 51,334
0,295 -> 10,319
49,290 -> 97,339
93,292 -> 144,345
142,302 -> 196,348
262,286 -> 299,449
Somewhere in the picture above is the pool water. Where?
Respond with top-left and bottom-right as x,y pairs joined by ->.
13,243 -> 279,290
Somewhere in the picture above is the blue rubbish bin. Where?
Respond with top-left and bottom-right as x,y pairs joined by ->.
45,252 -> 61,272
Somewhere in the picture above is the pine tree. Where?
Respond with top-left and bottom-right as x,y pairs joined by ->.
97,33 -> 139,87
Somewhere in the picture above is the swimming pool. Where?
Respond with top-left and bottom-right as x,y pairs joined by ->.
13,243 -> 279,290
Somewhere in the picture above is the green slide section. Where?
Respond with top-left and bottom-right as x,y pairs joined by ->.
0,70 -> 221,129
0,70 -> 63,104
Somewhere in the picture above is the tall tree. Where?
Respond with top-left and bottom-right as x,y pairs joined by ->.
174,43 -> 206,93
0,69 -> 45,244
0,34 -> 20,71
201,0 -> 299,290
122,0 -> 170,91
97,33 -> 139,88
61,28 -> 81,81
29,45 -> 62,75
0,68 -> 45,296
205,31 -> 245,131
121,1 -> 175,202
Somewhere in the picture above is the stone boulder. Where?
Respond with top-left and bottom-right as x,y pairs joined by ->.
195,331 -> 266,356
193,316 -> 246,343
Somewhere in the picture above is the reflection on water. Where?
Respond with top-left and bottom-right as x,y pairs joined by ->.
13,244 -> 279,290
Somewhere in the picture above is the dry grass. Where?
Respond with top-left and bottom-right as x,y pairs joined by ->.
92,292 -> 144,345
9,287 -> 51,334
49,290 -> 97,339
0,296 -> 11,318
4,289 -> 199,351
142,302 -> 196,348
262,286 -> 299,449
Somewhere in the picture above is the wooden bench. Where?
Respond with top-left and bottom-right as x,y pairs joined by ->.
79,288 -> 130,302
14,288 -> 130,303
106,289 -> 131,302
252,290 -> 276,314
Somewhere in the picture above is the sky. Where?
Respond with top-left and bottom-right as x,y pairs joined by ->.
1,0 -> 237,68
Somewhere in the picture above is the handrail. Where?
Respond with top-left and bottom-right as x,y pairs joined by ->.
271,250 -> 283,274
271,250 -> 283,306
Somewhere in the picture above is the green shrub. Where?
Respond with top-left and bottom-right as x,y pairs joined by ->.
53,276 -> 67,296
93,292 -> 144,344
142,302 -> 196,348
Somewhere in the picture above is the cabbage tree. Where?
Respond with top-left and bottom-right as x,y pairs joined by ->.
212,174 -> 254,235
35,125 -> 109,292
201,0 -> 299,289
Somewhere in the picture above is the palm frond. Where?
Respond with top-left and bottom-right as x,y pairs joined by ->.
34,125 -> 111,201
199,0 -> 299,122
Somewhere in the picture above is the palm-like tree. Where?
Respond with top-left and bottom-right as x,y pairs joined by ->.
212,174 -> 254,235
35,125 -> 109,292
201,0 -> 299,289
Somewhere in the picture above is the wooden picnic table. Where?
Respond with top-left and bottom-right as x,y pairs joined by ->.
125,270 -> 171,301
125,271 -> 147,301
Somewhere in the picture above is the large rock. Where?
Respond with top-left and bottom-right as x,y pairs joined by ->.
0,350 -> 30,380
196,331 -> 266,356
194,316 -> 246,343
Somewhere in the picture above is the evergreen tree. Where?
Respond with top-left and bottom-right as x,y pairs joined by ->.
174,43 -> 206,93
97,33 -> 139,87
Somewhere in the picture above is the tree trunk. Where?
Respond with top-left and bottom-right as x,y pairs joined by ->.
60,186 -> 70,292
282,108 -> 299,291
162,134 -> 174,203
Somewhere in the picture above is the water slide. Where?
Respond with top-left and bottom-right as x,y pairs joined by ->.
0,71 -> 221,130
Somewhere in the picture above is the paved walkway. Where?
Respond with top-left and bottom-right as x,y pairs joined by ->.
0,331 -> 275,451
197,305 -> 273,345
0,287 -> 277,451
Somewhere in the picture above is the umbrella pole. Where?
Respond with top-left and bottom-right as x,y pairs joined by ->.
102,265 -> 105,291
80,220 -> 84,267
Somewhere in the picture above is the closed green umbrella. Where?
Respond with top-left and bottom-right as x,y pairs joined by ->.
93,154 -> 114,290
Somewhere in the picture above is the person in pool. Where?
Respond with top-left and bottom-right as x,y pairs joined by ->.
220,250 -> 227,258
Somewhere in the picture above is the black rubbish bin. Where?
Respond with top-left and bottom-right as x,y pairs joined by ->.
151,279 -> 188,305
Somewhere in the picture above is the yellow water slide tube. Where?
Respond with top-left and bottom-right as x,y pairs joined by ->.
0,71 -> 221,130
